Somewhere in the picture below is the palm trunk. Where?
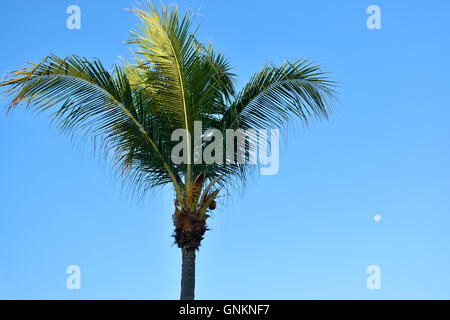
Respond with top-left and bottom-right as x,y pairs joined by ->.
180,247 -> 196,300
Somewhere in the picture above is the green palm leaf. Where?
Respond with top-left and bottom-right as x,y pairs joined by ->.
1,53 -> 183,201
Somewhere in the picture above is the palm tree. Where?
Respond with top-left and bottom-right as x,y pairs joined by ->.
0,3 -> 335,300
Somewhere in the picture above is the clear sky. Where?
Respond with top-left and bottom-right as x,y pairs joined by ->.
0,0 -> 449,299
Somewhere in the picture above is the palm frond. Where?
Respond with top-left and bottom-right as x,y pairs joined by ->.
223,58 -> 336,130
0,54 -> 183,201
128,3 -> 198,186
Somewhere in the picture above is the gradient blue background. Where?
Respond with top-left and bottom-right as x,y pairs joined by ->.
1,0 -> 449,299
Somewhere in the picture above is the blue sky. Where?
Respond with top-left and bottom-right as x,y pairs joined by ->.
1,0 -> 449,299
